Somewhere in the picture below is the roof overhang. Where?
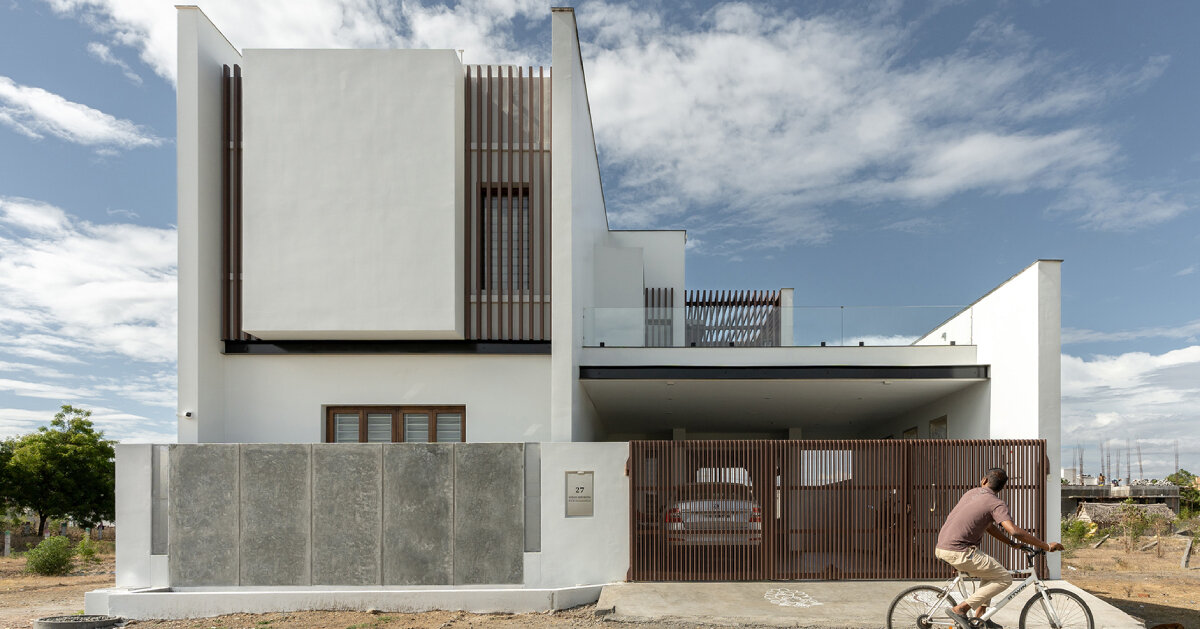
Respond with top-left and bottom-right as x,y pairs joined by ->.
580,364 -> 987,437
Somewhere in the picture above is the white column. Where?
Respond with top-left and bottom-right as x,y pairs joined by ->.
780,288 -> 794,346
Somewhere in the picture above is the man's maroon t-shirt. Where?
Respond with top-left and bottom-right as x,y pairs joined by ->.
936,487 -> 1013,551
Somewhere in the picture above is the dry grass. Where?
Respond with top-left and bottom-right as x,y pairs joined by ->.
1064,535 -> 1200,629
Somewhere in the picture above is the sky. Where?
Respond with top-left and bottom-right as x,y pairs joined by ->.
0,0 -> 1197,478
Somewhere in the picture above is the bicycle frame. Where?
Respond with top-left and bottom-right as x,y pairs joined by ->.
931,566 -> 1064,627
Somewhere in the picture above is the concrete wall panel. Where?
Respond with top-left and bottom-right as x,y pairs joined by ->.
455,443 -> 523,584
312,444 -> 382,585
239,444 -> 311,585
168,444 -> 239,586
383,444 -> 454,585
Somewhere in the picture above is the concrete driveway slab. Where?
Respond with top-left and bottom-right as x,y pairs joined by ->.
598,580 -> 1143,628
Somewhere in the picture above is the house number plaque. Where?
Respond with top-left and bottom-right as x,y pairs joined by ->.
565,471 -> 594,517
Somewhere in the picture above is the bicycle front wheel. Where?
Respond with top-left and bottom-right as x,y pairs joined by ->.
887,585 -> 956,629
1019,587 -> 1094,629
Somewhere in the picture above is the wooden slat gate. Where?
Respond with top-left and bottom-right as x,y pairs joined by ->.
629,439 -> 1047,581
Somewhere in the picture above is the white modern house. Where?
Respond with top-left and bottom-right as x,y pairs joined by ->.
87,6 -> 1062,619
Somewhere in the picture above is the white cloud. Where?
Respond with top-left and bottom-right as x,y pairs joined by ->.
0,405 -> 175,442
580,3 -> 1185,250
87,41 -> 143,85
1049,175 -> 1190,231
94,370 -> 177,408
0,377 -> 96,400
846,334 -> 919,346
0,196 -> 177,363
43,0 -> 548,83
1174,264 -> 1195,277
42,1 -> 1187,249
1061,346 -> 1200,478
1063,319 -> 1200,344
0,360 -> 72,380
0,406 -> 61,438
0,75 -> 162,150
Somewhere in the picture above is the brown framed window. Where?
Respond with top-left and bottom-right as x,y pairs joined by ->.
479,186 -> 531,293
324,406 -> 466,443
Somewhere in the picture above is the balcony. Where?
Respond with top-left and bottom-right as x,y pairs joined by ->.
582,289 -> 968,348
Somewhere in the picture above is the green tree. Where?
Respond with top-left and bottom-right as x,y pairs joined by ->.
0,439 -> 24,532
4,405 -> 115,536
1166,469 -> 1199,513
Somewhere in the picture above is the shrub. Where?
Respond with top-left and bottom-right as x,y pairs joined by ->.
1060,517 -> 1092,556
75,535 -> 99,563
24,535 -> 75,576
1061,517 -> 1091,544
1117,500 -> 1149,553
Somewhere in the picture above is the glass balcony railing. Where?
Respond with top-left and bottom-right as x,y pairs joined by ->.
581,306 -> 969,348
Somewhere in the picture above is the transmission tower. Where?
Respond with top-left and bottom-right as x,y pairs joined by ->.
1176,440 -> 1181,475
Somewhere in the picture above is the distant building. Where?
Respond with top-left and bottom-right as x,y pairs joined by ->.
1074,502 -> 1176,526
1061,484 -> 1181,516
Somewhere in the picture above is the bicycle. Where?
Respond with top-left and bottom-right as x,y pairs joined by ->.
886,545 -> 1094,629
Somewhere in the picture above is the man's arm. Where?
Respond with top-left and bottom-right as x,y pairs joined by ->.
999,520 -> 1065,552
986,524 -> 1018,548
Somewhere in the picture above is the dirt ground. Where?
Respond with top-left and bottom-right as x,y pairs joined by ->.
0,554 -> 115,629
1063,536 -> 1200,629
1,538 -> 1196,629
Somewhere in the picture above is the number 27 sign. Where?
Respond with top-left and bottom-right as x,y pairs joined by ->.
565,471 -> 594,517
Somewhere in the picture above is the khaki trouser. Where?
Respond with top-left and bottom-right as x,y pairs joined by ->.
935,547 -> 1013,609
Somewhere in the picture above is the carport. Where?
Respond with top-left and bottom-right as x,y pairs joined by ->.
626,438 -> 1047,582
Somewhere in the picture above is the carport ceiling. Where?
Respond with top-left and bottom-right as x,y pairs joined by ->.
581,378 -> 983,434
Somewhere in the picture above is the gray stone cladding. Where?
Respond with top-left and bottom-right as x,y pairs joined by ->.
167,443 -> 524,587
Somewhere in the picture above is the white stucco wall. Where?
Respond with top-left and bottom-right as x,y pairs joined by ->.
916,260 -> 1063,576
240,49 -> 465,340
216,354 -> 550,443
610,231 -> 685,294
114,444 -> 152,587
874,382 -> 990,439
177,7 -> 241,443
611,230 -> 686,346
550,8 -> 611,442
528,442 -> 629,587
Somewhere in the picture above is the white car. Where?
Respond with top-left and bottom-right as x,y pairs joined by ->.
663,482 -> 762,546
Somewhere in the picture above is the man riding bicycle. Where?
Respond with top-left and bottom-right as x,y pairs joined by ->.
935,468 -> 1063,629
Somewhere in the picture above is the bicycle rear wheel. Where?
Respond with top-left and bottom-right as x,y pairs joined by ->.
887,585 -> 957,629
1018,587 -> 1093,629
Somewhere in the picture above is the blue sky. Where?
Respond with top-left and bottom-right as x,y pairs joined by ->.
0,0 -> 1196,477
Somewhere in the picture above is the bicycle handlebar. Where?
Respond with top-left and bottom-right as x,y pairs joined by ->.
1018,544 -> 1046,566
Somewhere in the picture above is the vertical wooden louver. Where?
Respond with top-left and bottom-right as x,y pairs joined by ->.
220,64 -> 251,342
464,65 -> 552,341
685,290 -> 781,347
629,439 -> 1048,581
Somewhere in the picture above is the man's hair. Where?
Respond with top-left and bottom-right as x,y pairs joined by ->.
985,468 -> 1008,492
